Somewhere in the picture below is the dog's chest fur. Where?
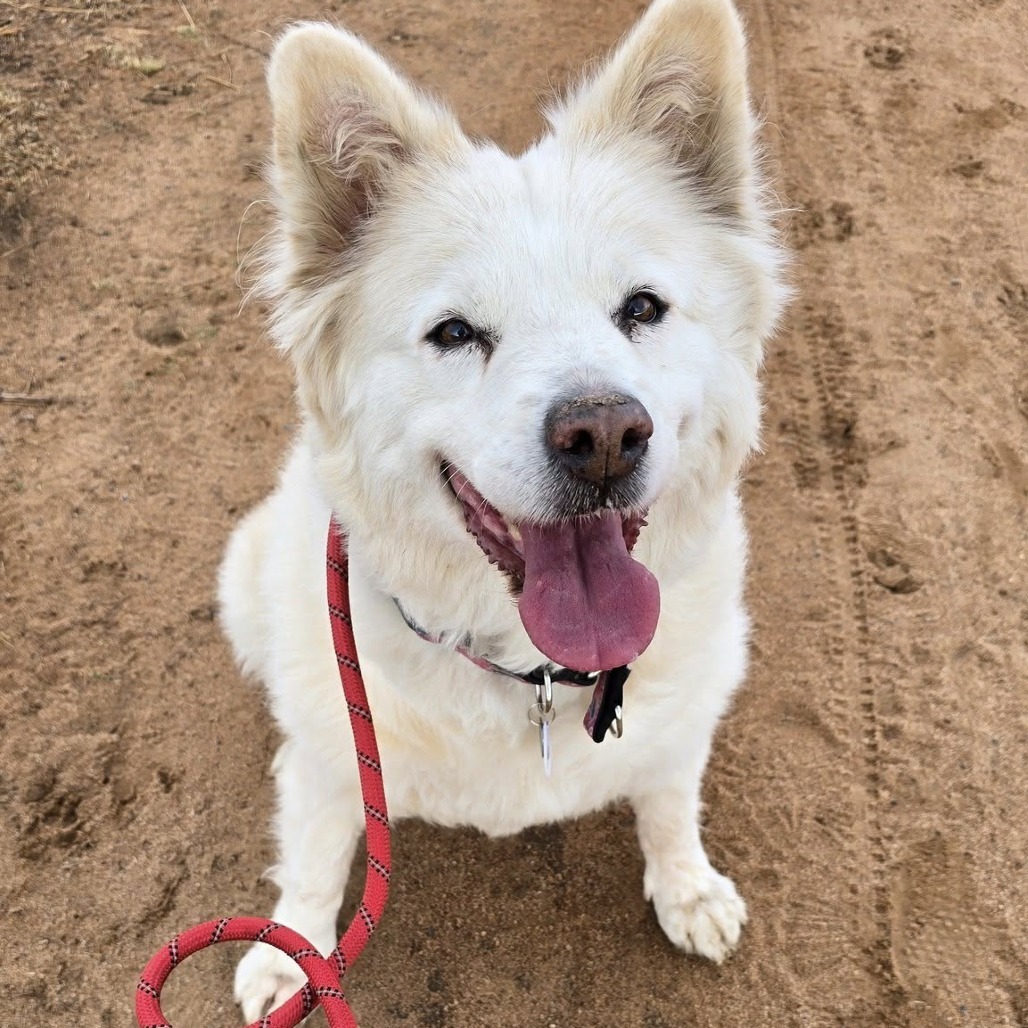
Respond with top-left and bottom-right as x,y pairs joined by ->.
234,444 -> 749,839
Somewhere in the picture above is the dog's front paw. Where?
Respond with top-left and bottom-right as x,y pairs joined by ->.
646,862 -> 747,963
234,941 -> 309,1022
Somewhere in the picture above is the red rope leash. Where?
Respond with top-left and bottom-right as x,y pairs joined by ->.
136,522 -> 390,1028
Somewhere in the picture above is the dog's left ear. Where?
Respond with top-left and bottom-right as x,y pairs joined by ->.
549,0 -> 760,222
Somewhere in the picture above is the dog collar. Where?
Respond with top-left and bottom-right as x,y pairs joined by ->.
393,599 -> 629,743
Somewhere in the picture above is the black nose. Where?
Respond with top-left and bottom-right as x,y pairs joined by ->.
545,394 -> 653,487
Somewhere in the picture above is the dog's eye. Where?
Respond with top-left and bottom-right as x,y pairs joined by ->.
622,292 -> 665,326
430,318 -> 476,348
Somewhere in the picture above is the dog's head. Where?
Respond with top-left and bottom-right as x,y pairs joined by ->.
260,0 -> 788,671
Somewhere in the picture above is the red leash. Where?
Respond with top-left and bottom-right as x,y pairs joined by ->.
136,523 -> 390,1028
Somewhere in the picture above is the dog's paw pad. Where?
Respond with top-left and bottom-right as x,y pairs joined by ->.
647,864 -> 747,963
234,942 -> 309,1022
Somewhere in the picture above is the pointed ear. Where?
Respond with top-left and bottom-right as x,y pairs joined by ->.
266,23 -> 467,286
549,0 -> 760,221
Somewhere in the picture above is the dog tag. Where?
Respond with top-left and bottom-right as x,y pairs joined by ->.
540,711 -> 553,777
527,702 -> 555,776
528,669 -> 556,777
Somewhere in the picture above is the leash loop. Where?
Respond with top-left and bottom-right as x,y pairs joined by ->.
135,522 -> 389,1028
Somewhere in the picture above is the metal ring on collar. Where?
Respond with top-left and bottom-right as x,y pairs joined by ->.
535,667 -> 554,714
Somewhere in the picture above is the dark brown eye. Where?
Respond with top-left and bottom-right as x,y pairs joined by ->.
430,318 -> 476,348
622,291 -> 664,325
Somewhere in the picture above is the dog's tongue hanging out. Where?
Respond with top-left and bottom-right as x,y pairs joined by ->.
518,512 -> 660,672
447,468 -> 660,671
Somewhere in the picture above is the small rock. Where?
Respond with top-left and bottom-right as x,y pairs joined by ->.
950,155 -> 985,179
868,548 -> 921,594
136,311 -> 187,346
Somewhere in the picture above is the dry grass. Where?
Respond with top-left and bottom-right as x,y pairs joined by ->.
0,86 -> 66,238
0,0 -> 155,240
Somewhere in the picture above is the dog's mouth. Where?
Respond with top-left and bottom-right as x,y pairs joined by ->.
443,464 -> 660,672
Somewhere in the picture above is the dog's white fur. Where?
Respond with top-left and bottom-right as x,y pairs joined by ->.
221,0 -> 787,1017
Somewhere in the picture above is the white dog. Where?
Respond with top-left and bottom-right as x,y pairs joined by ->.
221,0 -> 787,1017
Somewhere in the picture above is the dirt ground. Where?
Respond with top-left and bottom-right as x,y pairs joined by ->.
1,0 -> 1026,1025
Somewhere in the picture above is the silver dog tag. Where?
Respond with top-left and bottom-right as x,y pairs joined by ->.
537,709 -> 555,776
528,669 -> 556,777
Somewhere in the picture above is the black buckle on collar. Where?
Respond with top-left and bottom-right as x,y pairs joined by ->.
522,665 -> 600,689
586,664 -> 630,742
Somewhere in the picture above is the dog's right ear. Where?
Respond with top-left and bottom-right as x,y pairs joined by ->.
548,0 -> 760,224
267,23 -> 466,288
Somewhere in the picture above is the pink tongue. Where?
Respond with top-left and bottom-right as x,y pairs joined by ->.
518,511 -> 660,672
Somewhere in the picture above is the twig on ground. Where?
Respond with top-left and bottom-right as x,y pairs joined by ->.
4,3 -> 99,13
207,29 -> 269,57
177,0 -> 195,32
0,241 -> 31,261
205,74 -> 238,91
0,392 -> 59,406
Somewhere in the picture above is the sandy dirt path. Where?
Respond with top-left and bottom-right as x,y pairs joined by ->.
1,1 -> 1025,1025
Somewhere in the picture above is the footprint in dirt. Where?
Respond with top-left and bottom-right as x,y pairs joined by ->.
949,154 -> 986,179
17,733 -> 120,859
864,28 -> 908,70
135,307 -> 188,347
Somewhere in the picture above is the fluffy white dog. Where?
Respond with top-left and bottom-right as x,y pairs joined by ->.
221,0 -> 787,1017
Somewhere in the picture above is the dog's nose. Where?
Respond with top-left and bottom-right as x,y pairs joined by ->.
546,394 -> 653,487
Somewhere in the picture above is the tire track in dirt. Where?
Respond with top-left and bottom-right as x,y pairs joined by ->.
748,0 -> 900,1018
730,4 -> 895,1022
761,1 -> 1028,1024
805,301 -> 898,1002
746,0 -> 860,781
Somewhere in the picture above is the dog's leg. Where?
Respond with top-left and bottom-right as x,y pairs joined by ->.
234,738 -> 362,1021
631,748 -> 747,963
